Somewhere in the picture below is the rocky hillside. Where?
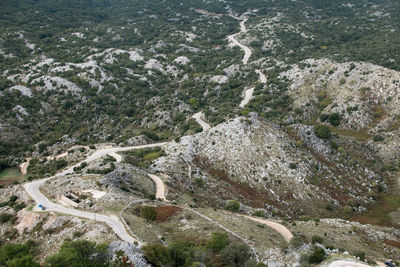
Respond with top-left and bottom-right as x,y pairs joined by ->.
152,114 -> 383,218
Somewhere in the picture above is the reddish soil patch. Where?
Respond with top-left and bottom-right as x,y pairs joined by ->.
156,205 -> 182,222
384,239 -> 400,249
0,180 -> 15,185
193,156 -> 286,210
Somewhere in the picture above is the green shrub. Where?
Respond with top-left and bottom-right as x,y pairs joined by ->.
251,210 -> 265,218
207,232 -> 229,252
168,240 -> 195,267
72,231 -> 83,238
314,125 -> 331,139
308,247 -> 326,264
300,215 -> 311,221
140,206 -> 157,221
373,135 -> 384,142
225,200 -> 240,212
219,243 -> 250,267
194,178 -> 204,187
320,114 -> 329,122
328,113 -> 341,126
0,213 -> 14,224
352,251 -> 365,262
311,235 -> 323,244
140,130 -> 159,141
289,236 -> 304,249
142,243 -> 170,267
330,141 -> 338,150
0,241 -> 38,266
45,240 -> 108,267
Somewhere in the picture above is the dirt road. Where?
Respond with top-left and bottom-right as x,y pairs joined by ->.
147,173 -> 169,202
227,18 -> 252,65
192,112 -> 211,131
234,213 -> 293,242
323,259 -> 373,267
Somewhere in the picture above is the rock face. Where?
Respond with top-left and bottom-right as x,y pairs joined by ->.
281,58 -> 400,131
280,58 -> 400,163
108,241 -> 150,267
153,114 -> 382,217
15,209 -> 42,235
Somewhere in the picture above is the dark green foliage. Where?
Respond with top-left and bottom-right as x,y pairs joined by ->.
289,236 -> 304,249
219,243 -> 251,267
373,135 -> 384,142
225,200 -> 240,212
251,210 -> 265,218
28,158 -> 68,176
330,141 -> 338,150
0,213 -> 14,224
194,178 -> 204,187
140,206 -> 157,221
140,131 -> 160,141
311,235 -> 324,244
142,243 -> 171,267
123,147 -> 165,167
308,247 -> 326,264
328,113 -> 341,126
5,255 -> 40,267
168,240 -> 195,267
314,125 -> 331,139
207,232 -> 229,252
45,240 -> 108,267
320,114 -> 329,122
352,251 -> 366,262
0,240 -> 39,267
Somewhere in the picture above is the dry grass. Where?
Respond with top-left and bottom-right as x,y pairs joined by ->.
350,195 -> 400,227
0,168 -> 24,184
331,128 -> 371,141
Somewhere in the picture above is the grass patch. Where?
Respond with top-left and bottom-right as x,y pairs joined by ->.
350,195 -> 400,227
104,204 -> 123,213
123,147 -> 165,167
331,128 -> 371,141
0,168 -> 24,184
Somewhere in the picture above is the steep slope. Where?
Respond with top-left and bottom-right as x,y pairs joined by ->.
152,115 -> 382,218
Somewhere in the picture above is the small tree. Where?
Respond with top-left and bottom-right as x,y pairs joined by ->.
328,113 -> 341,126
311,235 -> 323,244
220,243 -> 250,267
207,232 -> 229,252
308,247 -> 326,264
140,206 -> 157,221
314,125 -> 331,139
289,236 -> 303,249
142,243 -> 170,267
225,200 -> 240,212
353,251 -> 365,262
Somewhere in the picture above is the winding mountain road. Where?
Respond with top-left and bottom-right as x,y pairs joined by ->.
225,212 -> 293,242
21,12 -> 292,252
227,18 -> 252,65
24,177 -> 144,246
192,111 -> 211,131
23,143 -> 167,246
239,87 -> 255,108
255,69 -> 267,83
